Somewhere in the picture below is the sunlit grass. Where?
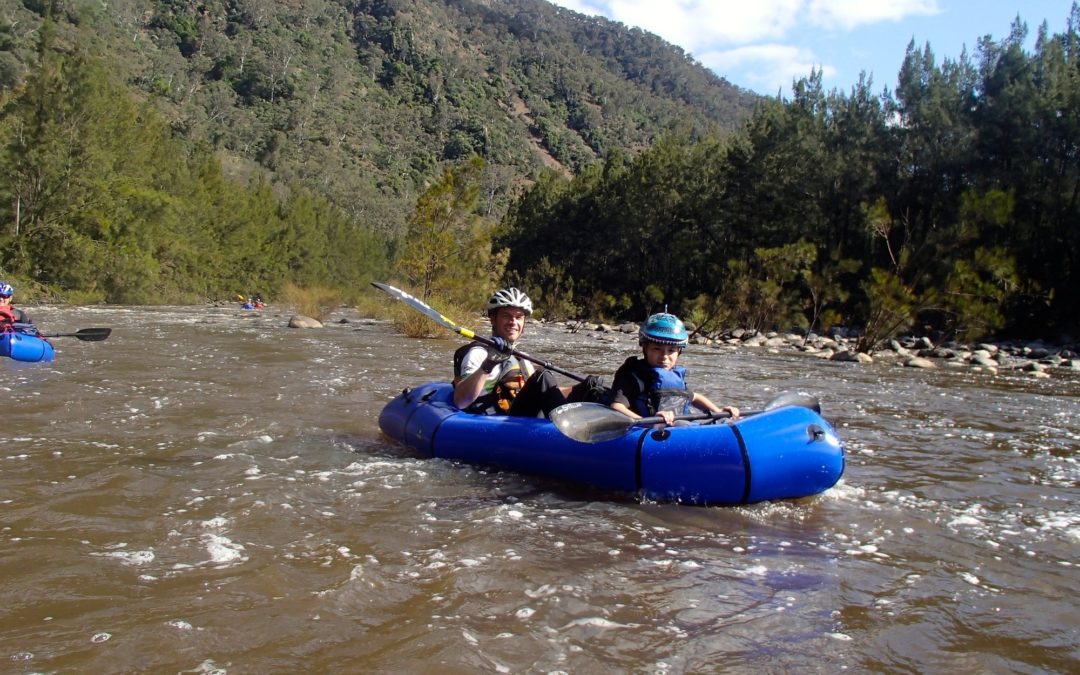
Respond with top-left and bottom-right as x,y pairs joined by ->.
279,283 -> 341,322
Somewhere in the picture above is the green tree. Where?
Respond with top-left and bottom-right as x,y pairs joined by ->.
397,156 -> 505,308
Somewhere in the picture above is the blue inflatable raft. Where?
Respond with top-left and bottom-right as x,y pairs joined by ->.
378,382 -> 845,505
1,325 -> 55,363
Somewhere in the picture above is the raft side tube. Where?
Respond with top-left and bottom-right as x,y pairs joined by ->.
638,407 -> 844,505
737,406 -> 845,503
638,423 -> 750,505
378,382 -> 640,491
377,382 -> 457,458
430,414 -> 641,493
1,332 -> 56,362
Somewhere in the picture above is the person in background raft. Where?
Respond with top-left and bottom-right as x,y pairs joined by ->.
453,287 -> 605,417
0,283 -> 34,332
609,312 -> 739,426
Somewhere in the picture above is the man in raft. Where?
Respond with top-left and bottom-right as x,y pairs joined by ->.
452,287 -> 604,416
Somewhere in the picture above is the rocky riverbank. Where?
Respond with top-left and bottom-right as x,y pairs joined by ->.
560,320 -> 1080,380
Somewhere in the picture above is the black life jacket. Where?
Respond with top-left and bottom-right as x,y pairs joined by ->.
453,341 -> 536,414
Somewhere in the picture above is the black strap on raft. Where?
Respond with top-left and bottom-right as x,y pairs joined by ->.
730,425 -> 752,504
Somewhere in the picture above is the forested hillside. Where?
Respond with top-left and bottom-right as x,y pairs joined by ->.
0,0 -> 755,304
0,0 -> 754,234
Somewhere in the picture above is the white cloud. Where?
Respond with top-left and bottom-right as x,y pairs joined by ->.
806,0 -> 940,31
552,0 -> 941,44
548,0 -> 943,94
607,0 -> 804,48
700,44 -> 837,93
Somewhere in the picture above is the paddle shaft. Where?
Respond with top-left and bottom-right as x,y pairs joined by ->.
635,409 -> 732,426
633,391 -> 819,427
633,391 -> 821,428
372,282 -> 589,383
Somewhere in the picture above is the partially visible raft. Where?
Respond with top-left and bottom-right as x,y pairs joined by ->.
1,325 -> 54,363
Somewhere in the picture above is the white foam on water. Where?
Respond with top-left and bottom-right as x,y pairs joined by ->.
525,584 -> 557,599
189,658 -> 226,674
93,548 -> 156,566
950,515 -> 982,527
560,617 -> 636,629
1038,511 -> 1080,539
738,564 -> 769,577
201,533 -> 246,565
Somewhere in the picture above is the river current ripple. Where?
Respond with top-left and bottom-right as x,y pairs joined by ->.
1,304 -> 1077,672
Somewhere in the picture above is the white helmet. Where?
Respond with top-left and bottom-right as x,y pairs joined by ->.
486,287 -> 533,316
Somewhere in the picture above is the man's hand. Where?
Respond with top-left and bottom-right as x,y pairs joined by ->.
480,337 -> 512,373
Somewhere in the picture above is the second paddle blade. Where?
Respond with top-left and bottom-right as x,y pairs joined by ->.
550,402 -> 637,443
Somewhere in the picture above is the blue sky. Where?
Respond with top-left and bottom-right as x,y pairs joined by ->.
547,0 -> 1076,96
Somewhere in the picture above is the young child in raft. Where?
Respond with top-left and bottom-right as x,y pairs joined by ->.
609,312 -> 739,426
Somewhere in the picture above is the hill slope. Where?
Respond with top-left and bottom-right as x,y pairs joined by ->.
0,0 -> 758,236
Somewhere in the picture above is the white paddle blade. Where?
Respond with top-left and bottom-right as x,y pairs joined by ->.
550,402 -> 638,443
764,391 -> 821,413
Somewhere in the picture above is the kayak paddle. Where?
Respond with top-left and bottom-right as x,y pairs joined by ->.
40,327 -> 112,342
550,391 -> 822,443
372,282 -> 593,384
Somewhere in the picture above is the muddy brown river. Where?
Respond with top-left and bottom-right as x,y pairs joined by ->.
2,304 -> 1077,672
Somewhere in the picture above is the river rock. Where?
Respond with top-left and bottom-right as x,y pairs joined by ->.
288,315 -> 323,329
831,350 -> 873,364
904,357 -> 936,369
